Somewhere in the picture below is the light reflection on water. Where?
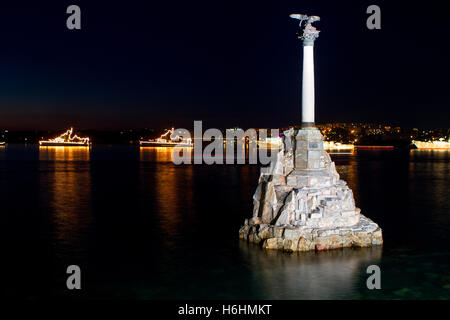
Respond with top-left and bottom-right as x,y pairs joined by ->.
39,146 -> 92,259
0,145 -> 449,299
140,147 -> 173,162
39,146 -> 90,161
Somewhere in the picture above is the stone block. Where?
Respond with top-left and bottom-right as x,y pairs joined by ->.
307,158 -> 321,169
342,232 -> 353,247
371,229 -> 383,245
258,225 -> 270,240
249,216 -> 262,225
248,233 -> 260,244
295,158 -> 307,169
315,235 -> 343,251
271,174 -> 286,186
283,239 -> 299,252
351,231 -> 372,247
298,237 -> 315,251
308,150 -> 321,159
263,238 -> 284,250
284,228 -> 303,240
341,210 -> 356,217
270,226 -> 284,238
296,140 -> 308,149
286,175 -> 297,186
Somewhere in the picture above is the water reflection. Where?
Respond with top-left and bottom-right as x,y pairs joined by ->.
140,146 -> 193,163
1,144 -> 449,298
240,243 -> 382,299
39,146 -> 92,259
0,144 -> 5,161
140,147 -> 194,248
39,146 -> 90,161
408,150 -> 450,242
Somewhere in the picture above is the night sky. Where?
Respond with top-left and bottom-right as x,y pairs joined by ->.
0,0 -> 449,130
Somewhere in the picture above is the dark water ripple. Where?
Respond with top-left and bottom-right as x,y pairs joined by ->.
0,145 -> 449,299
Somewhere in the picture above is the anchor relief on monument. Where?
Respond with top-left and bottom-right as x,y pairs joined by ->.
239,14 -> 383,252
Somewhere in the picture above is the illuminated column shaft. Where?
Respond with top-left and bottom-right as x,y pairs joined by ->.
302,43 -> 315,126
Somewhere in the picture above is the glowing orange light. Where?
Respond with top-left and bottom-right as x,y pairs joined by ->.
39,128 -> 90,146
140,128 -> 192,147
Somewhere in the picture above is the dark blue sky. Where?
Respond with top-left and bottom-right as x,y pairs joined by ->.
0,1 -> 448,130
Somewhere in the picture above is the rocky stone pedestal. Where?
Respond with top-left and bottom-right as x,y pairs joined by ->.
239,215 -> 382,252
239,127 -> 383,252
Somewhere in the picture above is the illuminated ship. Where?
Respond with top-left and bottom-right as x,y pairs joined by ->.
39,128 -> 90,147
412,138 -> 450,149
0,141 -> 5,146
323,141 -> 354,150
139,128 -> 193,147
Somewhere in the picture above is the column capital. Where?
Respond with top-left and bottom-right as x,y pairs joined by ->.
289,14 -> 320,46
298,21 -> 320,46
301,23 -> 320,46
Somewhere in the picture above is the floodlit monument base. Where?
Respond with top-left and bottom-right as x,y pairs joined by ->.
239,14 -> 382,251
239,128 -> 383,252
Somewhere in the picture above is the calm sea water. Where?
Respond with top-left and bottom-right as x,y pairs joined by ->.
0,145 -> 449,299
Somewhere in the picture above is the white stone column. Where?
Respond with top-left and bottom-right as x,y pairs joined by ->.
290,14 -> 320,127
302,44 -> 315,126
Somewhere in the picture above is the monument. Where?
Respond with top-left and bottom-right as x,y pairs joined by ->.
239,14 -> 383,252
